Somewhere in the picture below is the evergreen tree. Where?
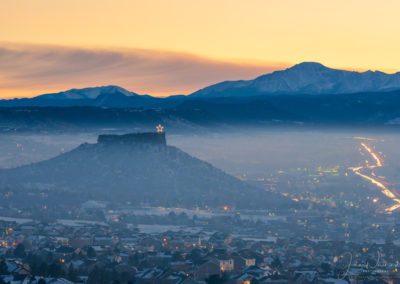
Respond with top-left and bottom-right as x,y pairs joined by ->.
14,244 -> 26,258
271,256 -> 282,270
87,246 -> 97,258
48,261 -> 64,278
67,264 -> 79,282
37,262 -> 48,277
0,261 -> 8,275
88,266 -> 107,284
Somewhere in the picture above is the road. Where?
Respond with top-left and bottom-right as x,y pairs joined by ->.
349,139 -> 400,212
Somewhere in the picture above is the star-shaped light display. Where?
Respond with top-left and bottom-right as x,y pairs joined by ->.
156,124 -> 164,133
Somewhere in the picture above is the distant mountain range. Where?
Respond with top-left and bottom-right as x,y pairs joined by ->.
2,62 -> 400,108
0,132 -> 290,209
2,62 -> 400,127
0,85 -> 185,108
191,62 -> 400,98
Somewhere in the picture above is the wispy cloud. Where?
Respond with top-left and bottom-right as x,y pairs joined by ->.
0,43 -> 288,98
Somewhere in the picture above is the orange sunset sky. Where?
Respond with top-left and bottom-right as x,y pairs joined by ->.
1,0 -> 400,98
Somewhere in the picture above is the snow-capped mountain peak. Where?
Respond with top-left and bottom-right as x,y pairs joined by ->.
190,62 -> 400,97
38,85 -> 138,100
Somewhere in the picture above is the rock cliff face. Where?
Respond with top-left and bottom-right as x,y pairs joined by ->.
98,132 -> 166,146
0,132 -> 291,209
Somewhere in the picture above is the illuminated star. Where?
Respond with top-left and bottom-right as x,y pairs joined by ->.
156,124 -> 164,133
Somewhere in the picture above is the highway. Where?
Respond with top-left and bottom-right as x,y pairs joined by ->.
349,139 -> 400,212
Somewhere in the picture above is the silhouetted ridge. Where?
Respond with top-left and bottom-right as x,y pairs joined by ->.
3,62 -> 400,108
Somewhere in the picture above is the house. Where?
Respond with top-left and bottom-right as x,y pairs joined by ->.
194,260 -> 221,281
232,255 -> 256,272
217,256 -> 234,272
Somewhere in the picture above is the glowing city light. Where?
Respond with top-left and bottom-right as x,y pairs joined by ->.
349,140 -> 400,212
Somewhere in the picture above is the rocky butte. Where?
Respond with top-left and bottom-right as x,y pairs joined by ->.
97,132 -> 167,146
0,127 -> 292,209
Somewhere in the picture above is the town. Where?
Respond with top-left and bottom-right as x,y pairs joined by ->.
0,201 -> 400,284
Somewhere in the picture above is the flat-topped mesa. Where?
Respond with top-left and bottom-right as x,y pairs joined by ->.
97,132 -> 166,146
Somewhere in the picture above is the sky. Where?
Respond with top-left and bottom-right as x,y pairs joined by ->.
1,0 -> 400,98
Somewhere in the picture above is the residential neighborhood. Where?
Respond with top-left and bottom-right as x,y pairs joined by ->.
0,203 -> 399,284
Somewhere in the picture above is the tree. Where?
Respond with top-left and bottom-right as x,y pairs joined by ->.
37,262 -> 48,277
67,264 -> 79,282
0,261 -> 8,275
87,266 -> 99,284
271,256 -> 282,270
87,266 -> 107,284
14,243 -> 26,258
205,274 -> 227,284
187,249 -> 204,265
95,209 -> 106,221
120,271 -> 131,283
172,251 -> 184,262
38,279 -> 47,284
45,251 -> 54,263
168,211 -> 177,221
320,262 -> 331,274
87,246 -> 96,258
48,261 -> 64,278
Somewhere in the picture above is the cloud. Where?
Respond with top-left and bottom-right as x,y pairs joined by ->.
0,43 -> 289,98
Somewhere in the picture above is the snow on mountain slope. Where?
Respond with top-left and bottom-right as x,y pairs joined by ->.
191,62 -> 400,97
38,85 -> 138,100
